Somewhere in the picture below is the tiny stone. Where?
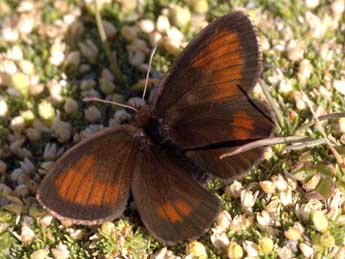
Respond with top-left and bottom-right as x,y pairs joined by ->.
64,98 -> 79,115
0,98 -> 8,117
12,72 -> 30,96
18,60 -> 35,75
10,116 -> 26,132
194,0 -> 208,14
334,80 -> 345,95
102,20 -> 117,38
139,19 -> 155,33
84,105 -> 101,122
305,0 -> 319,9
121,26 -> 138,42
31,249 -> 49,259
157,15 -> 170,33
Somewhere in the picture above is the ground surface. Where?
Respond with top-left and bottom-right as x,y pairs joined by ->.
0,0 -> 345,258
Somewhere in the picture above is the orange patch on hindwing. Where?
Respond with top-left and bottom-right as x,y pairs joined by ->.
157,199 -> 192,223
231,111 -> 255,139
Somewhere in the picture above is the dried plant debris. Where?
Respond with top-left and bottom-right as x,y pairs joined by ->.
0,0 -> 345,258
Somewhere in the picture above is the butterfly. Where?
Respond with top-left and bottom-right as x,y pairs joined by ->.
37,11 -> 274,245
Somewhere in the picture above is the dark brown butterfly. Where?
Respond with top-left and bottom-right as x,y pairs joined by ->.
37,11 -> 274,245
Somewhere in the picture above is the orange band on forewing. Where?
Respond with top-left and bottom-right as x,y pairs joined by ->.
157,199 -> 192,223
175,199 -> 192,216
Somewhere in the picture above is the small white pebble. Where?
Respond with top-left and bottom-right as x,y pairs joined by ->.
287,41 -> 304,61
78,40 -> 98,64
31,249 -> 49,259
121,26 -> 138,42
64,98 -> 79,114
139,19 -> 155,33
0,98 -> 8,117
84,105 -> 101,122
102,20 -> 117,38
20,223 -> 35,243
210,230 -> 229,253
332,0 -> 345,14
299,243 -> 314,258
10,116 -> 26,132
157,15 -> 170,33
334,80 -> 345,95
305,0 -> 319,9
17,15 -> 34,34
242,241 -> 259,257
51,243 -> 70,259
7,45 -> 23,61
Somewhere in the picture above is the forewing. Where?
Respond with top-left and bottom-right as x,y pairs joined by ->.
37,125 -> 141,225
167,97 -> 274,149
154,11 -> 261,116
132,145 -> 221,245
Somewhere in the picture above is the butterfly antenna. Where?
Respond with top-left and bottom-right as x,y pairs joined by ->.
142,46 -> 158,100
83,97 -> 138,112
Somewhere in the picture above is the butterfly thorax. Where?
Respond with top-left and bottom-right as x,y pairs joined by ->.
134,107 -> 168,146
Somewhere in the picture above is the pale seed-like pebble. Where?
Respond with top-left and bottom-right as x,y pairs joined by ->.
298,59 -> 312,85
305,0 -> 319,9
0,98 -> 8,117
259,180 -> 276,194
64,98 -> 79,114
17,0 -> 34,12
272,175 -> 288,192
242,241 -> 259,257
40,214 -> 54,228
114,109 -> 131,123
100,78 -> 116,95
7,45 -> 23,61
303,174 -> 321,191
284,226 -> 302,240
194,0 -> 208,14
21,223 -> 35,243
332,0 -> 345,14
338,118 -> 345,133
172,6 -> 191,28
287,41 -> 304,61
149,31 -> 163,46
210,230 -> 229,253
18,60 -> 34,75
18,15 -> 34,34
121,26 -> 138,42
258,237 -> 274,254
101,222 -> 115,235
216,210 -> 232,230
299,243 -> 314,258
226,180 -> 243,198
15,184 -> 29,197
81,79 -> 97,90
157,15 -> 170,33
102,20 -> 117,38
256,210 -> 272,229
79,40 -> 98,64
10,116 -> 26,132
334,80 -> 345,95
29,83 -> 45,96
129,51 -> 146,67
128,97 -> 146,109
311,211 -> 328,232
31,249 -> 49,259
43,143 -> 57,161
280,189 -> 293,206
187,241 -> 207,257
38,100 -> 55,122
139,19 -> 155,33
12,72 -> 30,96
52,119 -> 72,143
84,105 -> 101,122
1,24 -> 19,42
228,241 -> 243,259
51,243 -> 70,259
65,51 -> 81,70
